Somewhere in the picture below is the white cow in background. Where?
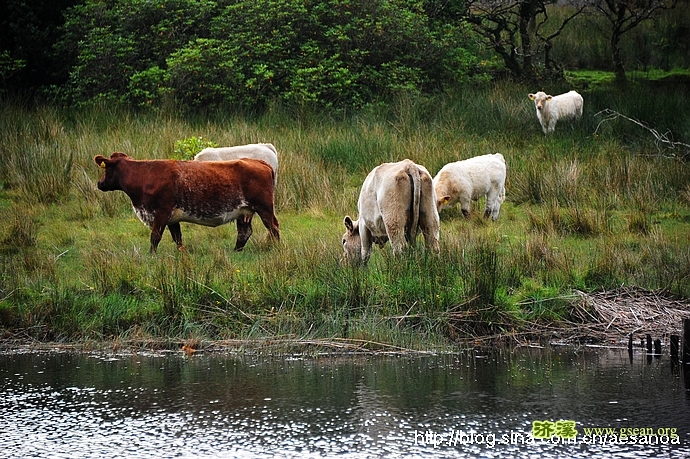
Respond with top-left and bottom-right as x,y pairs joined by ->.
194,143 -> 278,183
342,159 -> 440,265
433,153 -> 506,221
528,90 -> 583,134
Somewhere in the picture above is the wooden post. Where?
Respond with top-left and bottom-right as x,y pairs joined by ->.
646,334 -> 653,354
671,335 -> 680,362
653,338 -> 661,359
671,335 -> 680,374
683,319 -> 690,365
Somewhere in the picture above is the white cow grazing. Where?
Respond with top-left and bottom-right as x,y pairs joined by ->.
194,143 -> 279,182
528,90 -> 583,134
342,159 -> 440,265
433,153 -> 506,221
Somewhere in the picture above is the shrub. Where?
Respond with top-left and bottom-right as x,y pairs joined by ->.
173,136 -> 218,160
58,0 -> 486,110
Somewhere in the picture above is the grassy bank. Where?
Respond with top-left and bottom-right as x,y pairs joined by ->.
1,80 -> 689,349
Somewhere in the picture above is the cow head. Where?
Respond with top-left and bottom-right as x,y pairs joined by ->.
342,216 -> 362,264
528,92 -> 552,111
94,152 -> 129,191
436,195 -> 452,212
342,216 -> 389,265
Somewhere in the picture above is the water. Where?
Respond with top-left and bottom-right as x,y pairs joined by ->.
1,346 -> 689,458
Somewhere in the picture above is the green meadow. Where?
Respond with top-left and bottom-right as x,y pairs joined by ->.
1,78 -> 689,349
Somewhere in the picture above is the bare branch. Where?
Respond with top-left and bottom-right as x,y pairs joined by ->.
537,4 -> 588,42
594,108 -> 690,158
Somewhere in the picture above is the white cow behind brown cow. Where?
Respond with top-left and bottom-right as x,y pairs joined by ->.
342,159 -> 440,265
433,153 -> 506,221
194,143 -> 278,183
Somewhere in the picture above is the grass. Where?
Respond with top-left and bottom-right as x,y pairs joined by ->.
565,68 -> 690,90
0,79 -> 689,349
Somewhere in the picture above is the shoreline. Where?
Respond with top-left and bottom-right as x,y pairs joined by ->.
2,286 -> 688,356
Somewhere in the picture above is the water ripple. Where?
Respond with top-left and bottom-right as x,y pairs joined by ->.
1,349 -> 688,458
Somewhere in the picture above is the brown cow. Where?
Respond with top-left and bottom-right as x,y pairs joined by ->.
94,152 -> 280,253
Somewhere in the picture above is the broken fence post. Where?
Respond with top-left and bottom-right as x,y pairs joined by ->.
646,334 -> 653,354
683,319 -> 690,365
671,335 -> 680,363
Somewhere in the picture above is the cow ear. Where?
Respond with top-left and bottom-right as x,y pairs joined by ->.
441,195 -> 451,205
528,94 -> 535,100
344,216 -> 355,233
110,152 -> 128,159
546,95 -> 553,101
94,155 -> 108,168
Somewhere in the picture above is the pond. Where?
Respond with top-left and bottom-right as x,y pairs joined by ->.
1,346 -> 689,458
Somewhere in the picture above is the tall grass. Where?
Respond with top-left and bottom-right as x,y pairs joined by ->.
0,80 -> 688,346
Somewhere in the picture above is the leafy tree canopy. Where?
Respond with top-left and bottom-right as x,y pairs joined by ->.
1,0 -> 686,109
56,0 -> 489,110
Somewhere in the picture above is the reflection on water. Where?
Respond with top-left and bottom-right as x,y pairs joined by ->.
1,347 -> 689,458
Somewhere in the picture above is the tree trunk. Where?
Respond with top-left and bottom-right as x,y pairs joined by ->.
611,1 -> 628,85
611,29 -> 627,85
493,45 -> 524,77
519,0 -> 536,80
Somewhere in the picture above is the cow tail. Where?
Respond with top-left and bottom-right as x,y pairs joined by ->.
405,164 -> 421,244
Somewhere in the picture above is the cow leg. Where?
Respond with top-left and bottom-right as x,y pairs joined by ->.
255,206 -> 281,241
484,188 -> 502,221
234,216 -> 253,252
461,202 -> 471,219
385,217 -> 408,255
149,215 -> 168,253
168,222 -> 186,251
419,216 -> 440,254
484,204 -> 500,221
360,227 -> 374,265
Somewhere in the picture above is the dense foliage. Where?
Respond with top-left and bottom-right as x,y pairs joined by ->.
54,0 -> 490,109
1,0 -> 688,110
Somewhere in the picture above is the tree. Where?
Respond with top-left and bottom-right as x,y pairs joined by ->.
460,0 -> 586,80
535,2 -> 588,73
589,0 -> 677,85
58,0 -> 219,103
60,0 -> 485,110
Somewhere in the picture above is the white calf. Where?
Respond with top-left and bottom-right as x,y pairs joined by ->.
342,159 -> 440,265
433,153 -> 506,221
528,90 -> 583,134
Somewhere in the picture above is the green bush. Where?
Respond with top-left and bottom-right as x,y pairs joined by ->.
165,39 -> 246,110
173,136 -> 218,160
57,0 -> 487,110
58,0 -> 219,104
